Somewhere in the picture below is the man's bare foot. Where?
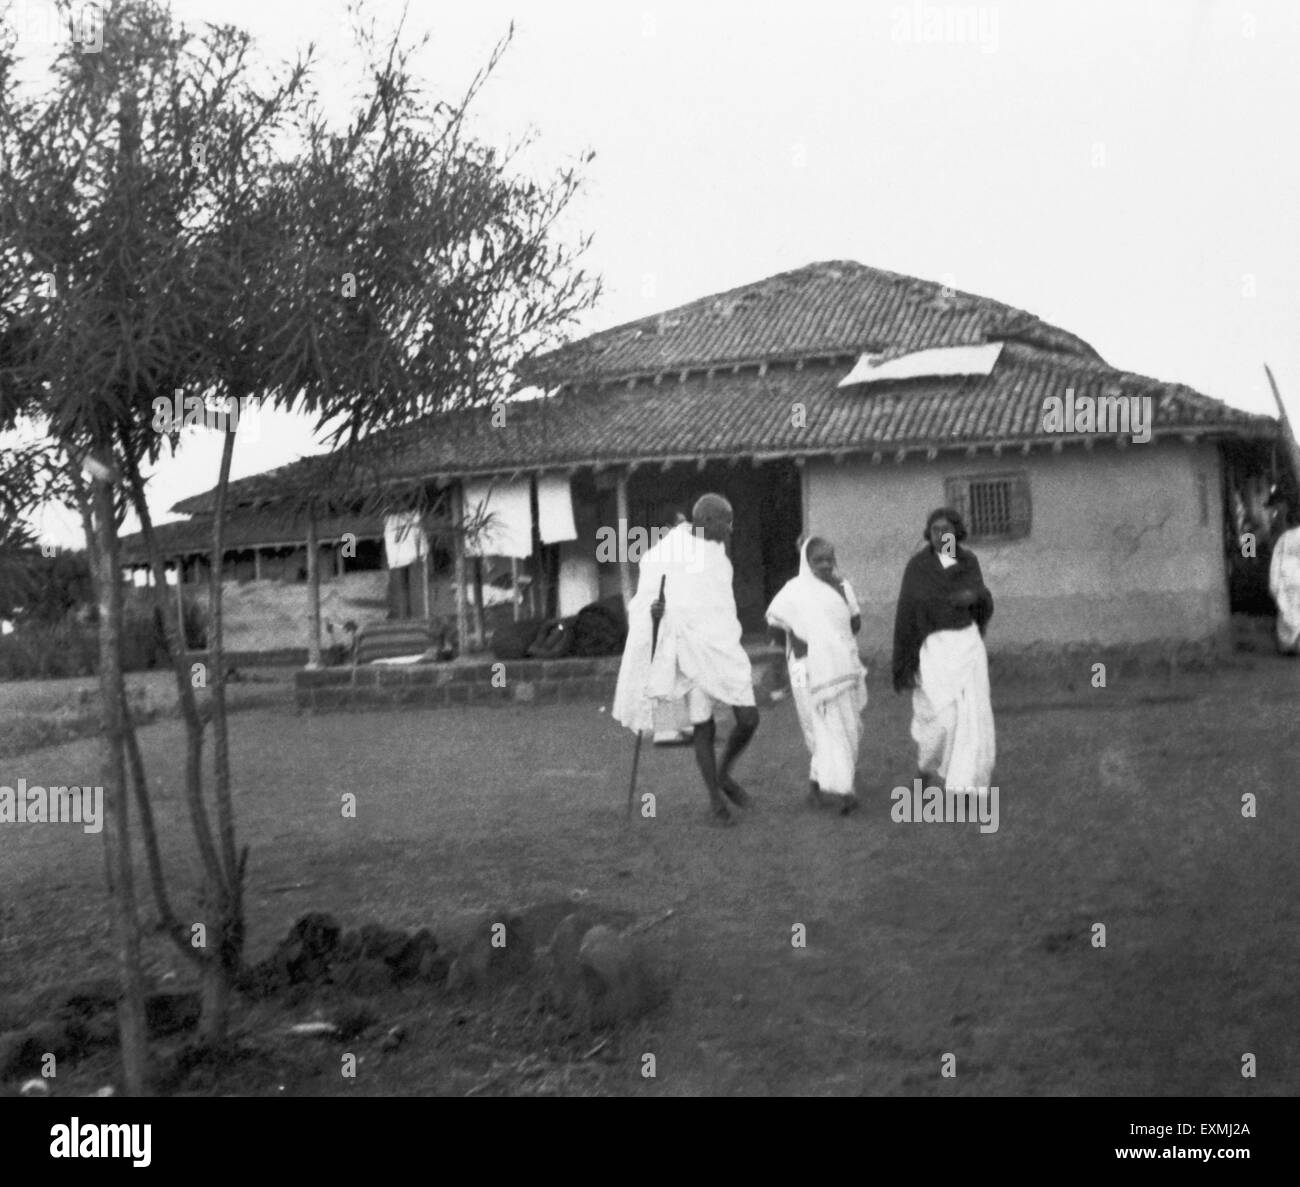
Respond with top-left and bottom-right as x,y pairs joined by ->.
707,795 -> 738,826
839,793 -> 860,816
808,780 -> 829,808
719,775 -> 751,809
708,791 -> 738,824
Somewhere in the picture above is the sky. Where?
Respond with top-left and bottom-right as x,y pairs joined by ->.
9,0 -> 1300,547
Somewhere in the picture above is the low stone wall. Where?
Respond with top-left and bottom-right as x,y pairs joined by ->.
186,647 -> 309,669
857,632 -> 1233,692
296,648 -> 789,712
296,630 -> 1246,713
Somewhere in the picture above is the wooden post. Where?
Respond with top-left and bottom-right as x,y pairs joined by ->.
1265,364 -> 1300,493
173,558 -> 185,646
511,557 -> 522,622
615,468 -> 633,612
306,508 -> 322,668
451,483 -> 469,657
472,557 -> 486,648
422,528 -> 432,620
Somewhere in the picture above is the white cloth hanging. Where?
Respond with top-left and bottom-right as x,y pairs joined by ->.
462,478 -> 533,559
383,512 -> 427,569
537,474 -> 577,544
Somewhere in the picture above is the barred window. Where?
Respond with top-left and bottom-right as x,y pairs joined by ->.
944,472 -> 1031,541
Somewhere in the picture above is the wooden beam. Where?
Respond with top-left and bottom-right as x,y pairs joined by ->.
895,448 -> 908,464
871,451 -> 883,465
696,456 -> 708,471
305,508 -> 322,669
451,483 -> 469,658
1264,364 -> 1300,487
926,447 -> 938,461
173,562 -> 185,645
615,468 -> 633,614
471,556 -> 486,648
1022,442 -> 1032,455
992,444 -> 1003,457
422,531 -> 432,620
660,459 -> 673,472
511,557 -> 521,623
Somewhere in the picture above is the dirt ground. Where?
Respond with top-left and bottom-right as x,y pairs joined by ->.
1,653 -> 1297,1096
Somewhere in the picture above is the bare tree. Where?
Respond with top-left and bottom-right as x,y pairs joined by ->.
0,0 -> 598,1088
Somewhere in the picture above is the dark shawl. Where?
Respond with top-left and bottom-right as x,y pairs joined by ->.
891,545 -> 994,692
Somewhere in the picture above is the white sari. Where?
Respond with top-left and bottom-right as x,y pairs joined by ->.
912,619 -> 996,793
766,543 -> 867,797
1269,525 -> 1300,650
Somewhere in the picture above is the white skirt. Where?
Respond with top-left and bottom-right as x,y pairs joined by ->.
911,624 -> 996,792
792,679 -> 865,797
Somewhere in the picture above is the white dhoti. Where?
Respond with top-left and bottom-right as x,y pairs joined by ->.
1269,526 -> 1300,651
911,623 -> 995,792
612,523 -> 754,735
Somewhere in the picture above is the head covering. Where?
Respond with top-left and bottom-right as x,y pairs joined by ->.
766,538 -> 864,708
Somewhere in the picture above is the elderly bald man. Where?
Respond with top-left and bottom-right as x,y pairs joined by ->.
612,493 -> 760,823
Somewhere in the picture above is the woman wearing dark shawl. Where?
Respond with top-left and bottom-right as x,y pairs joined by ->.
892,507 -> 996,793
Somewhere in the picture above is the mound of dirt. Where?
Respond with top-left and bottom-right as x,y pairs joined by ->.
218,572 -> 390,653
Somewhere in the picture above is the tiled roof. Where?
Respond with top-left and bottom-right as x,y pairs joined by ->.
519,259 -> 1106,385
174,339 -> 1275,517
119,509 -> 384,563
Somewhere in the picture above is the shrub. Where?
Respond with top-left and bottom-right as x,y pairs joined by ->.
0,595 -> 207,680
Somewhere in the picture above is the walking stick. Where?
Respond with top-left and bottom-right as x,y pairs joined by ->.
626,575 -> 667,817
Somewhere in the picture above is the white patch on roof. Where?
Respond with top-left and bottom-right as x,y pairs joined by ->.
838,342 -> 1004,387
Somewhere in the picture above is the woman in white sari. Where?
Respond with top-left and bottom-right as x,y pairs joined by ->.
766,538 -> 868,815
